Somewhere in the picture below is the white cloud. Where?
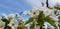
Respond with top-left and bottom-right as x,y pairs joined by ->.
26,0 -> 42,8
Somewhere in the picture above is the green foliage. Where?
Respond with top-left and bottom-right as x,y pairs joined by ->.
37,11 -> 45,26
30,22 -> 35,29
4,25 -> 11,29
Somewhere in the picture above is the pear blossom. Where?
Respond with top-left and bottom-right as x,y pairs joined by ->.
24,8 -> 40,17
7,14 -> 15,20
8,19 -> 18,29
30,8 -> 39,17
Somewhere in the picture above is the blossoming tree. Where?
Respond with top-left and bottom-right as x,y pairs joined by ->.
0,6 -> 60,29
0,0 -> 60,29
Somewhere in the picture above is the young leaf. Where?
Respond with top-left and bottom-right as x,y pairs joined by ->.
45,16 -> 58,29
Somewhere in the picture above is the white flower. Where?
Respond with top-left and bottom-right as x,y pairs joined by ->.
8,19 -> 18,29
0,20 -> 5,29
7,14 -> 15,20
2,13 -> 7,18
24,8 -> 39,17
23,7 -> 45,17
31,8 -> 39,16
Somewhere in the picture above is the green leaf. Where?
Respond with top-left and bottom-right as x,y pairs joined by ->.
37,19 -> 44,25
45,16 -> 58,29
30,22 -> 35,29
38,11 -> 45,19
25,17 -> 34,25
37,11 -> 45,26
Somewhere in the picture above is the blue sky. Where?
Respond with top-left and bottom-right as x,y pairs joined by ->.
0,0 -> 42,19
0,0 -> 47,14
0,0 -> 32,14
0,0 -> 33,19
0,0 -> 59,20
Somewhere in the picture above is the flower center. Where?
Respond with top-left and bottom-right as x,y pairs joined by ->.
12,23 -> 15,26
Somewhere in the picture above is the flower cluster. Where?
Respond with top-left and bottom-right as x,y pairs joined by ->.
0,13 -> 27,29
0,7 -> 60,29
